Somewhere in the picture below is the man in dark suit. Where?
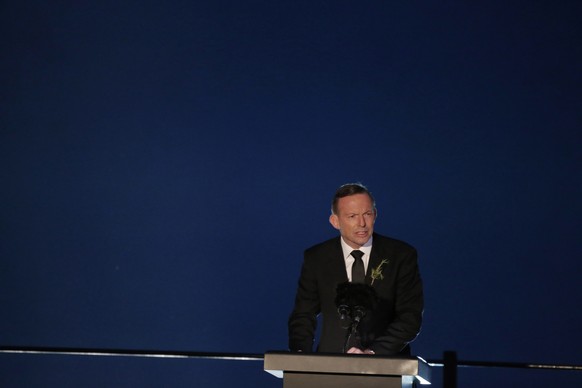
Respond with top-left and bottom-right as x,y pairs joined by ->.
288,183 -> 423,355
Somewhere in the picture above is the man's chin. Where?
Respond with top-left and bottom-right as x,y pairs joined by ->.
351,234 -> 370,246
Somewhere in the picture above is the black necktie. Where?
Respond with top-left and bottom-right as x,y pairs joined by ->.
351,250 -> 365,283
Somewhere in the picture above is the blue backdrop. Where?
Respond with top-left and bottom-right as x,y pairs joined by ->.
1,1 -> 581,387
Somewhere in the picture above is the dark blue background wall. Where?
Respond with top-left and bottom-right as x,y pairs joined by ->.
1,1 -> 581,387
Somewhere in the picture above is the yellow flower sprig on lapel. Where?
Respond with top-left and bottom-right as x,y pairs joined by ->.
370,259 -> 390,285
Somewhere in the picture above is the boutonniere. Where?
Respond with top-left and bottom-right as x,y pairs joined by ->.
370,259 -> 390,285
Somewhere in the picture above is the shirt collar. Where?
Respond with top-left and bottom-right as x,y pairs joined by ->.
340,235 -> 373,259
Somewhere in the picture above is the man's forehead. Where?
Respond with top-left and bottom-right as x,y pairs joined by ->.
337,194 -> 375,209
338,193 -> 372,202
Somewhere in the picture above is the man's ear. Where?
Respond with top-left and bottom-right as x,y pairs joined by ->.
329,214 -> 340,230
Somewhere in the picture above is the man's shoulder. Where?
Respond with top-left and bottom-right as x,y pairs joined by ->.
373,233 -> 415,249
304,236 -> 341,255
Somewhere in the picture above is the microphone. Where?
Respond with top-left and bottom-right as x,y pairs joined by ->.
334,282 -> 378,352
352,305 -> 366,324
335,282 -> 378,316
337,304 -> 350,329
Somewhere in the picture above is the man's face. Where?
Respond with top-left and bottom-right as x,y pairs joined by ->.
329,193 -> 377,249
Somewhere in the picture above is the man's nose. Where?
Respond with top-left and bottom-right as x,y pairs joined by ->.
357,215 -> 366,226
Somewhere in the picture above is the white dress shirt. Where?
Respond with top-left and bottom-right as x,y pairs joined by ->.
340,236 -> 373,282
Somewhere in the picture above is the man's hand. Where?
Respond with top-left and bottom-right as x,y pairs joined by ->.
347,347 -> 375,354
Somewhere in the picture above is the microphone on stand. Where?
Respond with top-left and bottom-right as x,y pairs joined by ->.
334,282 -> 378,353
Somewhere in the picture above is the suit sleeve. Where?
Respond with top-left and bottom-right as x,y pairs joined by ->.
288,252 -> 320,352
370,249 -> 424,355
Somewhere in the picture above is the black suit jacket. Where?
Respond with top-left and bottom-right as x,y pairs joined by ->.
288,233 -> 423,355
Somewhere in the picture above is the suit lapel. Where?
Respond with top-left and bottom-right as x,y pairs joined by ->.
367,235 -> 384,286
329,237 -> 349,283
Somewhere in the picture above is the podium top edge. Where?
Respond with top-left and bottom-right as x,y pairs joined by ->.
265,351 -> 426,363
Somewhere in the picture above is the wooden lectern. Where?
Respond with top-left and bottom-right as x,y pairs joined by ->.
264,351 -> 431,388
